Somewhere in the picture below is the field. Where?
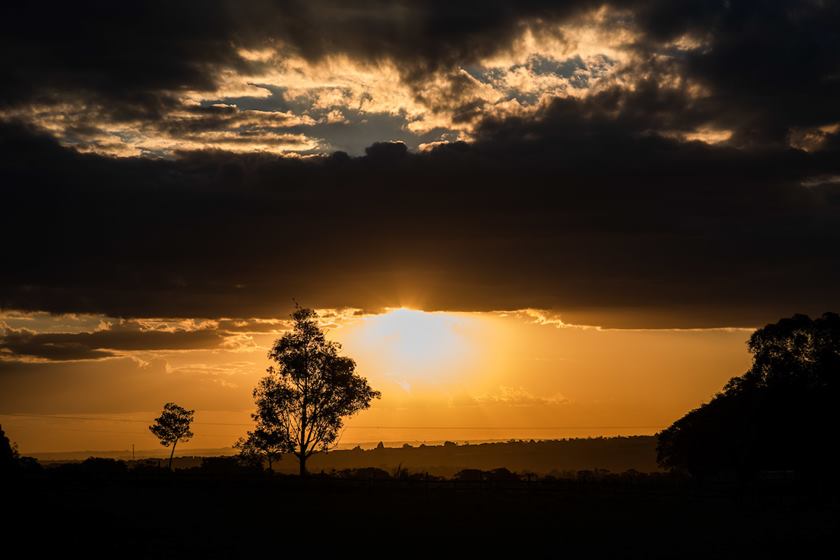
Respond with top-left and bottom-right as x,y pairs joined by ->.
7,465 -> 837,559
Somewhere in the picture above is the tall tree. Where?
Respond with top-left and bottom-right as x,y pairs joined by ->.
250,306 -> 380,476
149,402 -> 195,470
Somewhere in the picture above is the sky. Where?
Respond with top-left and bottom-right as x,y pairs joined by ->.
1,1 -> 839,452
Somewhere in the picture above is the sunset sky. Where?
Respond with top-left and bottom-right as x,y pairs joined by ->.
2,1 -> 839,453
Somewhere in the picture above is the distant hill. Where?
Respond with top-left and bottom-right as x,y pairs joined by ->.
32,436 -> 659,476
286,436 -> 661,477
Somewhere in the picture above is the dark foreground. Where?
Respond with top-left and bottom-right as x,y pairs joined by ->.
6,470 -> 838,559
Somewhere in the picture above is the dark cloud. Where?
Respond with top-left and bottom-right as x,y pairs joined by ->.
0,1 -> 579,112
2,1 -> 839,327
0,335 -> 115,361
3,2 -> 836,91
628,0 -> 840,147
2,1 -> 837,152
1,1 -> 252,114
0,322 -> 227,361
2,101 -> 839,327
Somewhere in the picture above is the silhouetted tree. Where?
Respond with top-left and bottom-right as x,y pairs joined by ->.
149,402 -> 195,470
657,312 -> 840,480
250,306 -> 380,476
234,426 -> 286,471
0,424 -> 19,474
0,425 -> 41,475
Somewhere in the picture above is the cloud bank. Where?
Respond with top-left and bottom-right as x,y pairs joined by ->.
2,0 -> 839,328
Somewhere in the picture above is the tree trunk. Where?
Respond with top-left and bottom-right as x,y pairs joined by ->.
168,440 -> 177,470
299,454 -> 307,477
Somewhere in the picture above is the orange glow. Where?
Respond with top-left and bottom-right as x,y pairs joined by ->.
0,309 -> 754,453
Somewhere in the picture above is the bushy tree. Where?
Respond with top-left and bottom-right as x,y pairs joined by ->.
149,402 -> 195,470
234,426 -> 286,471
249,306 -> 380,476
657,312 -> 840,480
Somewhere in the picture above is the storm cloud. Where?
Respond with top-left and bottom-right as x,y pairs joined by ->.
0,321 -> 232,361
2,1 -> 840,328
3,110 -> 840,328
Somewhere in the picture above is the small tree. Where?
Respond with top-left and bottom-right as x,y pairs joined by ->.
250,306 -> 381,476
149,402 -> 195,470
233,426 -> 286,471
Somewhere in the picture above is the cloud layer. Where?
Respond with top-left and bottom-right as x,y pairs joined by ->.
2,1 -> 840,327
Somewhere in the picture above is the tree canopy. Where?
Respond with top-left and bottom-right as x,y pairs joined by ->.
657,312 -> 840,480
149,402 -> 195,470
249,306 -> 381,476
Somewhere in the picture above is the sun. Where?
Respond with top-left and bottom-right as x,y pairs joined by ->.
340,308 -> 478,383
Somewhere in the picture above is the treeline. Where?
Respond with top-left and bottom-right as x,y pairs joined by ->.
13,454 -> 823,498
22,454 -> 678,486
